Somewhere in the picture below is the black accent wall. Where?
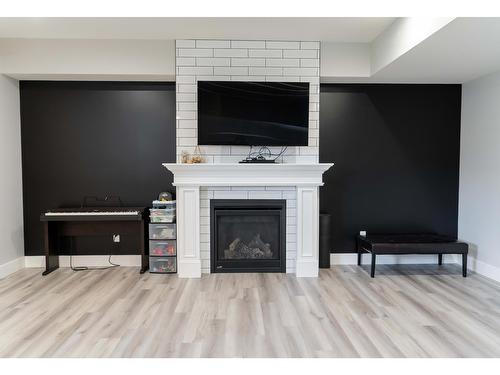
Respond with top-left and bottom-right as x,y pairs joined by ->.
319,84 -> 461,253
20,81 -> 461,257
20,81 -> 176,256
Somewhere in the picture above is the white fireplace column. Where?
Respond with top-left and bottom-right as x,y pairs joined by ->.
296,186 -> 320,277
163,163 -> 333,278
176,185 -> 201,278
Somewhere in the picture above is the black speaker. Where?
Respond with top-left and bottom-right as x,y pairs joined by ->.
319,213 -> 332,268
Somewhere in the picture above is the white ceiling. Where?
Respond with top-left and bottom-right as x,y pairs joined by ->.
370,18 -> 500,83
0,17 -> 394,42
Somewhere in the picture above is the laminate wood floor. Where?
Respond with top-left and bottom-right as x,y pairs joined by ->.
1,264 -> 500,358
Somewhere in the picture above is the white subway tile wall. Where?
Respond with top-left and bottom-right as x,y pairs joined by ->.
175,39 -> 320,163
199,186 -> 297,273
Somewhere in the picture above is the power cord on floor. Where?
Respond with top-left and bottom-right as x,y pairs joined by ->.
70,255 -> 120,272
69,236 -> 120,271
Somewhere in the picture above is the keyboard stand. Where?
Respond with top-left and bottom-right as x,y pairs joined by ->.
41,209 -> 148,275
42,220 -> 60,275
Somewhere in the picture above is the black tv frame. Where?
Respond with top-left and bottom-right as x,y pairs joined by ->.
197,81 -> 309,146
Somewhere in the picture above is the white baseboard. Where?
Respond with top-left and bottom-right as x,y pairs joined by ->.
24,255 -> 44,268
0,257 -> 25,279
24,255 -> 141,268
330,253 -> 457,265
466,255 -> 500,284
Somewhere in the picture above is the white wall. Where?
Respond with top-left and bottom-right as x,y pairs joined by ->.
0,38 -> 175,80
0,74 -> 24,271
0,38 -> 383,83
459,69 -> 500,282
320,42 -> 370,78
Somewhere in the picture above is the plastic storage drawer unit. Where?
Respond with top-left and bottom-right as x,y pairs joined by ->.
152,200 -> 176,209
148,200 -> 177,274
149,257 -> 177,273
150,208 -> 176,223
149,240 -> 177,256
149,223 -> 176,239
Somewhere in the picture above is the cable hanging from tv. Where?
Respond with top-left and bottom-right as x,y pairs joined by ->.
239,145 -> 288,163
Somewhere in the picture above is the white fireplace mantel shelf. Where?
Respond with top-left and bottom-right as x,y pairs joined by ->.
162,162 -> 334,279
162,163 -> 334,187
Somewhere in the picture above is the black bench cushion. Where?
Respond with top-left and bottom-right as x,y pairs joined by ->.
357,234 -> 468,255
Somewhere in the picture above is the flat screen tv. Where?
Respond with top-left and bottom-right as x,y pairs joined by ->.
198,81 -> 309,146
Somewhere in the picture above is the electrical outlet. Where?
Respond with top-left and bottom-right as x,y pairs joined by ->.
359,230 -> 366,237
113,234 -> 120,243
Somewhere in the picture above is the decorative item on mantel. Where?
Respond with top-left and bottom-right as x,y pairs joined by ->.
181,146 -> 205,164
181,150 -> 190,164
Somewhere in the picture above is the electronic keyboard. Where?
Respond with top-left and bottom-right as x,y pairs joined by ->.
41,207 -> 145,221
40,206 -> 149,275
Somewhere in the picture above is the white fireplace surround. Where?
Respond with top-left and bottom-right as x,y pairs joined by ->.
163,163 -> 333,278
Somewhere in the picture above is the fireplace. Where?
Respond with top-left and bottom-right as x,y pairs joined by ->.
163,163 -> 333,277
210,199 -> 286,273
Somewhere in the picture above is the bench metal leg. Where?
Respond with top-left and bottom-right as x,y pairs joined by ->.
438,254 -> 443,265
462,253 -> 467,277
370,254 -> 376,278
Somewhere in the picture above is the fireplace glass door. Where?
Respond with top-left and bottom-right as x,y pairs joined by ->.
210,200 -> 286,273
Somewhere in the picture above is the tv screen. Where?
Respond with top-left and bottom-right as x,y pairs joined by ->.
198,81 -> 309,146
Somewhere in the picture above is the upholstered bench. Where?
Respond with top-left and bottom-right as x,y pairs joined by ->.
355,234 -> 469,278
